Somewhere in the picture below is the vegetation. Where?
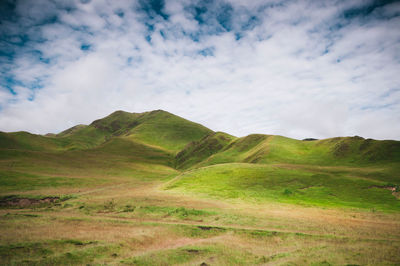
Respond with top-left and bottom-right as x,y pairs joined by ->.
0,109 -> 399,265
175,131 -> 236,169
198,134 -> 400,167
165,163 -> 400,211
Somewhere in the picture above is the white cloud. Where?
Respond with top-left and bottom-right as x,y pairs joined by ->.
0,0 -> 399,140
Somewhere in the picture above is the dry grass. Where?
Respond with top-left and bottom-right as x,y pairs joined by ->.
1,178 -> 400,265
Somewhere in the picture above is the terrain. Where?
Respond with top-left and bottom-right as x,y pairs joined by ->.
0,110 -> 399,265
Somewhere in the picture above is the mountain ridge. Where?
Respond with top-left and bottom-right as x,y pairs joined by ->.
1,109 -> 400,212
1,110 -> 400,168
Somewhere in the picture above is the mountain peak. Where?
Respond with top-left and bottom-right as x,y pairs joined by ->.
54,110 -> 213,152
109,110 -> 131,116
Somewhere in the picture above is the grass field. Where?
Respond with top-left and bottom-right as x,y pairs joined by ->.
1,110 -> 399,265
165,163 -> 400,211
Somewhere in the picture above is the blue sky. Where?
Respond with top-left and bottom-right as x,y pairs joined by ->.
0,0 -> 400,140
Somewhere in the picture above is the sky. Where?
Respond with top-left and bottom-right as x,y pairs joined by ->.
0,0 -> 400,140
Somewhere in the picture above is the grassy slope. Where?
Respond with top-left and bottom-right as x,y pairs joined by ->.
167,134 -> 400,211
1,111 -> 399,208
175,131 -> 236,169
1,110 -> 400,265
0,131 -> 65,151
56,110 -> 213,152
165,163 -> 400,211
198,134 -> 400,167
0,110 -> 213,192
125,110 -> 213,152
0,141 -> 177,193
196,134 -> 271,166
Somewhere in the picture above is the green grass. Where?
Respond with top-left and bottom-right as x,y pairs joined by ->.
62,109 -> 212,152
132,205 -> 216,219
1,109 -> 400,265
91,137 -> 174,166
198,135 -> 400,168
176,131 -> 236,169
0,170 -> 98,192
0,240 -> 119,265
166,163 -> 400,211
78,201 -> 218,221
172,224 -> 227,238
1,110 -> 212,153
1,109 -> 400,207
122,244 -> 259,265
0,147 -> 176,191
125,110 -> 213,152
2,217 -> 398,265
0,131 -> 64,151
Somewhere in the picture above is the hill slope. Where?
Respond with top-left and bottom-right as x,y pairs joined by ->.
165,162 -> 400,211
55,110 -> 213,152
194,134 -> 400,168
175,131 -> 236,169
1,111 -> 400,265
0,110 -> 399,209
0,110 -> 213,192
122,110 -> 213,152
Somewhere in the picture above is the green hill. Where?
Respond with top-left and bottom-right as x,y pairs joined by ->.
1,109 -> 400,265
163,131 -> 400,211
0,110 -> 213,152
122,110 -> 213,152
0,131 -> 62,151
164,162 -> 400,211
195,134 -> 400,167
53,110 -> 213,152
0,110 -> 399,209
175,131 -> 236,169
0,110 -> 212,192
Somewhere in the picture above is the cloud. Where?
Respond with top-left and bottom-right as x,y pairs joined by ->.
0,0 -> 399,140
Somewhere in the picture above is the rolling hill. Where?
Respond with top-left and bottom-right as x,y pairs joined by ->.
1,110 -> 400,265
0,110 -> 212,192
1,109 -> 399,204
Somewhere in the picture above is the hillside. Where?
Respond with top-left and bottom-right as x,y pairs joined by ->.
165,162 -> 400,211
0,110 -> 212,192
1,110 -> 400,265
175,131 -> 236,169
1,110 -> 400,194
55,110 -> 213,152
192,134 -> 400,168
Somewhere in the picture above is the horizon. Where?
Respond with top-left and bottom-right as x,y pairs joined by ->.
1,0 -> 400,140
2,108 -> 398,141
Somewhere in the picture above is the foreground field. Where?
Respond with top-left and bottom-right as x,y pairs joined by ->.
166,163 -> 400,211
1,178 -> 400,265
1,110 -> 400,265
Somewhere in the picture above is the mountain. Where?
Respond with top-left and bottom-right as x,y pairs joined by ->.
2,109 -> 400,172
0,110 -> 212,191
54,109 -> 213,152
1,109 -> 400,210
192,134 -> 400,168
